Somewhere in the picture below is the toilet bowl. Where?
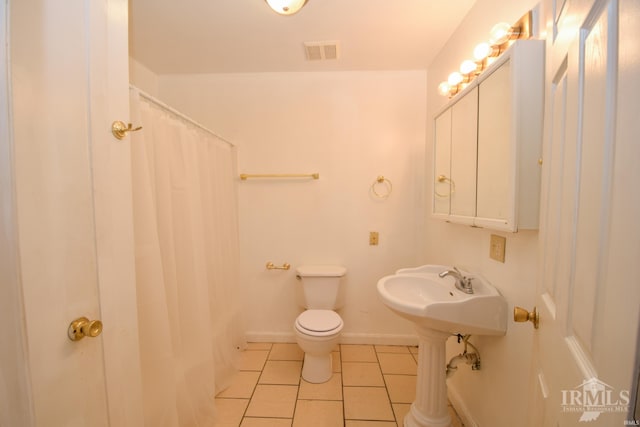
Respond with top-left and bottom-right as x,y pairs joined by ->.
294,265 -> 346,383
294,309 -> 343,383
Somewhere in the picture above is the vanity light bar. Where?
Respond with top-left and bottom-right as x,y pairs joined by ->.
438,10 -> 533,98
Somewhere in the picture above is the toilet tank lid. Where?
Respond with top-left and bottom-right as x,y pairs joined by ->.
296,265 -> 347,277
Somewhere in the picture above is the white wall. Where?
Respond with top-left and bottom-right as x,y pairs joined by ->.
129,57 -> 159,97
424,0 -> 543,426
157,71 -> 426,344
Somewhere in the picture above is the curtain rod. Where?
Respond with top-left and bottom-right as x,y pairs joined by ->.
129,84 -> 235,148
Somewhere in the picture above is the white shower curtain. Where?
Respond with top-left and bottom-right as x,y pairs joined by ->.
129,87 -> 245,426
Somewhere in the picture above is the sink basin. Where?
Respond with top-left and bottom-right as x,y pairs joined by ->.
377,265 -> 507,426
377,264 -> 507,335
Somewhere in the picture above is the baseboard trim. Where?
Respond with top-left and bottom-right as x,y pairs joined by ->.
340,333 -> 419,346
245,332 -> 295,343
448,384 -> 478,427
244,331 -> 419,346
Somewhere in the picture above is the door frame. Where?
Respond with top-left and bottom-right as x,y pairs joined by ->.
0,0 -> 35,424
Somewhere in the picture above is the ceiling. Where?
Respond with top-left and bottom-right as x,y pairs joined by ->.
129,0 -> 477,75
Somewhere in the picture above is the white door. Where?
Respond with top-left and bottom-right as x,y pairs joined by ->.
530,0 -> 640,426
8,0 -> 142,425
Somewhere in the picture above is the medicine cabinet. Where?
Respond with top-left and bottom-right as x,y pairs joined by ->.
432,39 -> 544,232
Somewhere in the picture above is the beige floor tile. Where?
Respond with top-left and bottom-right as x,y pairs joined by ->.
342,362 -> 385,386
332,351 -> 341,372
214,398 -> 249,427
341,344 -> 378,362
216,371 -> 260,398
383,374 -> 416,403
268,343 -> 304,361
245,385 -> 298,418
343,386 -> 394,421
240,417 -> 292,427
345,421 -> 398,427
259,361 -> 302,385
298,374 -> 342,400
293,400 -> 343,427
377,353 -> 417,375
230,345 -> 452,427
246,342 -> 273,350
392,403 -> 411,426
375,345 -> 411,354
240,350 -> 270,371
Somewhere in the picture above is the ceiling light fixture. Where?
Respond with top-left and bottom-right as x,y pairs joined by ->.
438,10 -> 533,98
265,0 -> 308,16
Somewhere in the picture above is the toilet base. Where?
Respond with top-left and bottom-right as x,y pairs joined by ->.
301,353 -> 333,383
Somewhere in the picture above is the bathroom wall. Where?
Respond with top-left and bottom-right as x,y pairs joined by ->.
157,71 -> 426,344
424,0 -> 543,426
129,57 -> 159,97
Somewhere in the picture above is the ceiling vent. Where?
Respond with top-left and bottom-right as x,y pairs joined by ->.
304,41 -> 340,61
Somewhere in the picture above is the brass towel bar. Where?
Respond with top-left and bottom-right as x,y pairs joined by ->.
239,173 -> 319,181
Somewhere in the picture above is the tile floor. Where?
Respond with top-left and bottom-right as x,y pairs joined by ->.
214,343 -> 464,427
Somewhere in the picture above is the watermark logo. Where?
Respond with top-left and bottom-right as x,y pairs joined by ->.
561,378 -> 630,422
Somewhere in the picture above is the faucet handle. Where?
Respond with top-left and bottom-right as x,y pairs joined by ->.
459,272 -> 474,294
453,266 -> 470,282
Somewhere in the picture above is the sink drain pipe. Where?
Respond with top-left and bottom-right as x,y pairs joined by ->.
446,334 -> 481,379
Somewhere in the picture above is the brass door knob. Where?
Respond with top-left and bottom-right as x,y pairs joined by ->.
68,316 -> 103,341
513,306 -> 539,329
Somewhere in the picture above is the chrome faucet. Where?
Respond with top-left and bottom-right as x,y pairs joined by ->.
439,267 -> 474,294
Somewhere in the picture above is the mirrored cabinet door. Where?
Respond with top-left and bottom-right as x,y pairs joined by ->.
477,60 -> 511,223
433,109 -> 452,217
449,87 -> 478,220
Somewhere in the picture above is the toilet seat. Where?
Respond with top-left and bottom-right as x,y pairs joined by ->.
295,309 -> 343,337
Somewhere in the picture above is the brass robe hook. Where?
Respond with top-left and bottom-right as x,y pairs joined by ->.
111,120 -> 143,140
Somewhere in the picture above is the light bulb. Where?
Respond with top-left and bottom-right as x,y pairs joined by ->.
448,72 -> 463,86
438,82 -> 451,96
473,43 -> 491,61
460,59 -> 477,75
489,22 -> 513,45
265,0 -> 308,15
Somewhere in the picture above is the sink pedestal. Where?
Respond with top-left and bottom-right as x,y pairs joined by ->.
404,327 -> 451,427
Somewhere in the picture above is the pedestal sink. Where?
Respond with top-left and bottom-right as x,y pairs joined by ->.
377,265 -> 507,427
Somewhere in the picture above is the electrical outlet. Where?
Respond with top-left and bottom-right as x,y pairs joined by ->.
490,234 -> 506,263
369,231 -> 379,246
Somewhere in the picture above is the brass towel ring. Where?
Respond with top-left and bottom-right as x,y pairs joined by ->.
435,175 -> 456,198
371,176 -> 392,199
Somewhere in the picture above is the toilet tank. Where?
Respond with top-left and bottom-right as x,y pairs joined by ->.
296,265 -> 347,310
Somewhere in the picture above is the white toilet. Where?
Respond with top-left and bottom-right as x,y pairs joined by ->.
294,265 -> 347,383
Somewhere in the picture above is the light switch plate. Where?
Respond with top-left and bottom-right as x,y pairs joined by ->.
490,234 -> 506,263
